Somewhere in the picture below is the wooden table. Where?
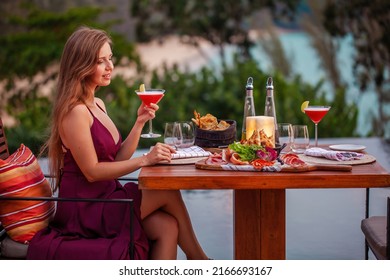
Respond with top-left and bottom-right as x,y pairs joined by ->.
138,160 -> 390,260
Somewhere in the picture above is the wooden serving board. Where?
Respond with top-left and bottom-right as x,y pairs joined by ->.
195,159 -> 352,172
280,163 -> 352,172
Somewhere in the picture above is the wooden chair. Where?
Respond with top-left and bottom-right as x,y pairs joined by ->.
0,118 -> 9,160
0,118 -> 137,259
361,196 -> 390,259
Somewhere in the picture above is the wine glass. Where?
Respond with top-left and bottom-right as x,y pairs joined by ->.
173,121 -> 195,149
277,123 -> 293,154
304,105 -> 331,146
164,122 -> 181,148
291,125 -> 310,153
135,89 -> 165,138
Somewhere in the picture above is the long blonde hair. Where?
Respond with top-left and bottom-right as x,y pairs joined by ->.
43,26 -> 112,190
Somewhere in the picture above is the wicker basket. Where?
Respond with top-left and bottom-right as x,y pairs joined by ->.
194,120 -> 237,148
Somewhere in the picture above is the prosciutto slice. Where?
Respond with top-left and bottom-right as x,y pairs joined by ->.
205,153 -> 228,165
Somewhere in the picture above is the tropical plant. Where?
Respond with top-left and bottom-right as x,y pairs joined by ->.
131,0 -> 300,65
323,0 -> 390,138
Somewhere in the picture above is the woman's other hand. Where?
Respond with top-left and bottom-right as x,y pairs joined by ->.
144,143 -> 176,165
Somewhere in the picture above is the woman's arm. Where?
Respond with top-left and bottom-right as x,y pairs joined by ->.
60,104 -> 174,182
115,102 -> 161,161
94,97 -> 148,161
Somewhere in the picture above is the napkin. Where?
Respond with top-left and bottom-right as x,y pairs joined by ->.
221,163 -> 281,172
304,147 -> 364,161
171,146 -> 211,159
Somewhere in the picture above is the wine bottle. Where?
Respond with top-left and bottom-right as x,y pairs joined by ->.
264,77 -> 279,145
241,77 -> 256,141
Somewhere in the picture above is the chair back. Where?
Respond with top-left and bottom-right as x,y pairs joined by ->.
0,118 -> 10,160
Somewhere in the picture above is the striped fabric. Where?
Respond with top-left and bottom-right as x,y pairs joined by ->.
171,146 -> 211,159
0,144 -> 55,243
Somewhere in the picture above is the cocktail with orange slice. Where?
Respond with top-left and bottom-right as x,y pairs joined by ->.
301,101 -> 331,147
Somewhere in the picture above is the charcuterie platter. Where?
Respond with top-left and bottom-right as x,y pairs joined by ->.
195,158 -> 352,172
194,130 -> 378,173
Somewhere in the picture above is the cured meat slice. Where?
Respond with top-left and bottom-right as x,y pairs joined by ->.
280,153 -> 306,167
205,153 -> 228,166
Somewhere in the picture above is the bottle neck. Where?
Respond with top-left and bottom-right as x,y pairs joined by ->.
266,89 -> 273,97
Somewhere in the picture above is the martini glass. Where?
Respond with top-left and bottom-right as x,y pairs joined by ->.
304,106 -> 331,146
136,89 -> 165,138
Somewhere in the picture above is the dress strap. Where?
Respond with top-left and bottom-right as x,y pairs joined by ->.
85,104 -> 95,116
95,102 -> 106,114
86,102 -> 106,116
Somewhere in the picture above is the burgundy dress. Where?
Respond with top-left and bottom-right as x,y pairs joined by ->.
26,108 -> 149,260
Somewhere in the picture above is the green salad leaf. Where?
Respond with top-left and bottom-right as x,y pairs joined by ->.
228,142 -> 264,162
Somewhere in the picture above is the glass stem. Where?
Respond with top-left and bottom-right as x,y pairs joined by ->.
148,120 -> 153,134
315,123 -> 318,147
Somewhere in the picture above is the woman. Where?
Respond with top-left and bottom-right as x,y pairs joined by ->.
27,26 -> 208,260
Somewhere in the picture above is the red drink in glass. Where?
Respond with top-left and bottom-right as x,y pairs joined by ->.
304,107 -> 330,124
135,89 -> 165,138
137,91 -> 165,106
303,106 -> 331,147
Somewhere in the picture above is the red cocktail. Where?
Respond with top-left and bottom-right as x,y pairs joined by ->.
304,106 -> 330,146
304,107 -> 330,124
136,89 -> 165,138
137,91 -> 165,106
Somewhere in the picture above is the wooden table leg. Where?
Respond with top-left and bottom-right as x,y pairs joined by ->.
234,189 -> 286,260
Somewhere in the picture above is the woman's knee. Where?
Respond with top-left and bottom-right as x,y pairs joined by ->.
143,211 -> 178,241
158,212 -> 179,240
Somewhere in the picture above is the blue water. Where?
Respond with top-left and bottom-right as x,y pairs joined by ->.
275,32 -> 377,137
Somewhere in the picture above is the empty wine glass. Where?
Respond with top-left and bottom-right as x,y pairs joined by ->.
292,125 -> 310,154
173,121 -> 195,149
164,122 -> 181,148
277,123 -> 293,154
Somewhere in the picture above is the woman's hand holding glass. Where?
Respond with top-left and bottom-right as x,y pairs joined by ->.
136,102 -> 159,125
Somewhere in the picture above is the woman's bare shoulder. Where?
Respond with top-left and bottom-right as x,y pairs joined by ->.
63,104 -> 91,125
67,103 -> 89,116
60,104 -> 92,145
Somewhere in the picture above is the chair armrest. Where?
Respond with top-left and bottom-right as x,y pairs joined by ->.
44,174 -> 139,182
0,226 -> 6,241
0,196 -> 135,259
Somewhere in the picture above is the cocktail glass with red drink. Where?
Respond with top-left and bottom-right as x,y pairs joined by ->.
304,106 -> 331,146
136,89 -> 165,138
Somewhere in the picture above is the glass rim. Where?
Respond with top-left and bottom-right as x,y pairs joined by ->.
135,89 -> 165,93
305,105 -> 331,108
